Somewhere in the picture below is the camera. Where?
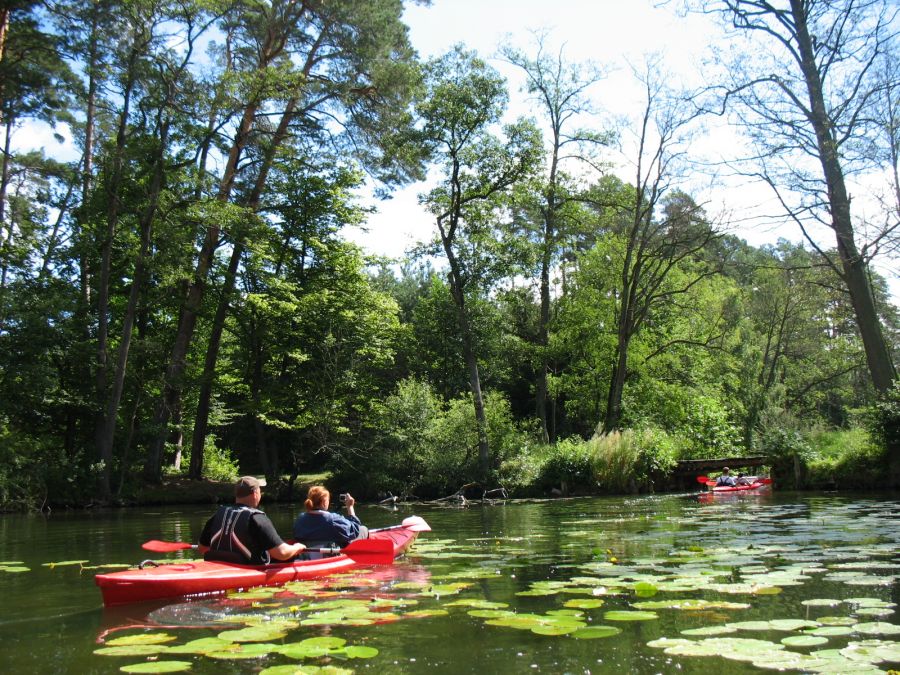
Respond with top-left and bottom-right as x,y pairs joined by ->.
339,493 -> 349,504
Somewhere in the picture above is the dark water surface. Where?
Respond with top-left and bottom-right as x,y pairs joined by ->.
0,492 -> 898,674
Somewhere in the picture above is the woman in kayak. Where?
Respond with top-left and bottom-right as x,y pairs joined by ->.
293,485 -> 369,549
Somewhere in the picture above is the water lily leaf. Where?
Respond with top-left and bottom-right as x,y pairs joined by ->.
0,566 -> 30,573
467,609 -> 516,619
781,635 -> 829,647
419,583 -> 471,596
633,582 -> 658,597
342,645 -> 379,658
725,621 -> 773,631
767,619 -> 820,631
218,625 -> 287,643
404,609 -> 449,618
802,598 -> 842,607
844,598 -> 896,608
0,561 -> 23,565
851,621 -> 900,636
681,626 -> 738,636
107,633 -> 178,647
816,615 -> 857,626
206,644 -> 281,660
853,607 -> 894,617
808,626 -> 853,637
279,637 -> 347,659
166,638 -> 235,655
634,599 -> 750,611
444,599 -> 508,609
119,662 -> 192,673
260,667 -> 352,675
571,625 -> 621,639
42,560 -> 89,567
563,598 -> 604,609
840,639 -> 900,664
95,645 -> 170,657
604,610 -> 658,621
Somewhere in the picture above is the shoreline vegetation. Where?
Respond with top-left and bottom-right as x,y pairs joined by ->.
1,3 -> 898,512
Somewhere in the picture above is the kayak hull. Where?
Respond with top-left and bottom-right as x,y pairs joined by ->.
710,481 -> 770,493
96,524 -> 420,607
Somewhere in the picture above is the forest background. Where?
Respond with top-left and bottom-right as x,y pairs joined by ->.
1,0 -> 899,510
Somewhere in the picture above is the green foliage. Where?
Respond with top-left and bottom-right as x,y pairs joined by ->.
201,438 -> 240,483
335,380 -> 536,498
589,429 -> 678,494
868,381 -> 900,455
805,429 -> 886,489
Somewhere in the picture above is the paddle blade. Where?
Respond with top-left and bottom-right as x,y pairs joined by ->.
341,537 -> 395,565
401,516 -> 431,532
142,540 -> 195,553
696,475 -> 709,484
757,477 -> 773,485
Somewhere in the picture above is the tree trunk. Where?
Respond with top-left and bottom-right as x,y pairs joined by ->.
603,330 -> 630,432
790,0 -> 896,394
98,122 -> 165,497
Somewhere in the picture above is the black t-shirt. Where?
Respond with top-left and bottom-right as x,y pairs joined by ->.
200,505 -> 285,564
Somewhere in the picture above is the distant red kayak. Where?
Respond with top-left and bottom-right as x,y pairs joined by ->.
710,481 -> 770,493
96,522 -> 423,607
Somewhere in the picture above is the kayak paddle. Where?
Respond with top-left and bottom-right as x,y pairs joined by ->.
141,536 -> 402,565
142,540 -> 196,553
371,516 -> 431,533
696,475 -> 710,484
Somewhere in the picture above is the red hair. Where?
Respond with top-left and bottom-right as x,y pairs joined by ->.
305,485 -> 330,512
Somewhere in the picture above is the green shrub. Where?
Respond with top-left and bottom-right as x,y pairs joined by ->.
673,395 -> 741,459
335,379 -> 537,498
590,428 -> 678,494
203,438 -> 240,482
537,437 -> 596,494
869,381 -> 900,454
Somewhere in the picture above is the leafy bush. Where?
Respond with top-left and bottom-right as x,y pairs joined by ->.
537,437 -> 596,494
202,437 -> 240,482
590,428 -> 678,494
806,431 -> 886,489
868,381 -> 900,455
673,395 -> 741,459
335,379 -> 537,498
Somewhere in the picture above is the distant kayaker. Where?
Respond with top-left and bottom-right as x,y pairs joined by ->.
198,476 -> 305,565
293,485 -> 369,549
715,467 -> 737,487
735,473 -> 752,486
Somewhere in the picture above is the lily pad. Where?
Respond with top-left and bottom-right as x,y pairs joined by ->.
0,566 -> 30,573
681,625 -> 738,636
808,626 -> 853,637
802,598 -> 842,607
107,634 -> 178,647
571,625 -> 622,639
604,610 -> 658,621
165,638 -> 235,655
95,645 -> 170,657
119,662 -> 192,673
42,560 -> 89,567
563,598 -> 604,609
218,625 -> 288,643
781,635 -> 829,647
851,621 -> 900,636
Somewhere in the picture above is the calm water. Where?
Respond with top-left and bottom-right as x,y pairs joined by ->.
0,492 -> 898,674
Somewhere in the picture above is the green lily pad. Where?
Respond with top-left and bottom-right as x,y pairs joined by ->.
165,638 -> 235,655
95,645 -> 170,657
802,598 -> 842,607
808,626 -> 853,637
681,625 -> 738,636
404,609 -> 449,618
206,644 -> 281,660
768,619 -> 820,631
0,566 -> 30,573
604,610 -> 658,621
279,637 -> 347,659
218,625 -> 287,643
633,581 -> 658,597
563,598 -> 604,609
853,607 -> 894,617
119,662 -> 192,673
444,599 -> 508,609
781,635 -> 829,647
634,599 -> 750,611
467,609 -> 516,619
342,645 -> 379,658
851,621 -> 900,636
816,616 -> 857,626
571,625 -> 622,639
107,634 -> 178,647
42,560 -> 89,568
726,620 -> 773,631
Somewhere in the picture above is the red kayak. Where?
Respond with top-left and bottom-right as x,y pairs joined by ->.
96,520 -> 426,607
710,480 -> 770,493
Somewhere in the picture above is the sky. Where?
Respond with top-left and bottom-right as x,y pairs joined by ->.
345,0 -> 900,300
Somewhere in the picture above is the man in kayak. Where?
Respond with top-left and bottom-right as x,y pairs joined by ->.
715,467 -> 737,487
199,476 -> 306,565
293,485 -> 368,550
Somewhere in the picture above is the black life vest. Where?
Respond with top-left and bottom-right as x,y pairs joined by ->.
205,505 -> 269,565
